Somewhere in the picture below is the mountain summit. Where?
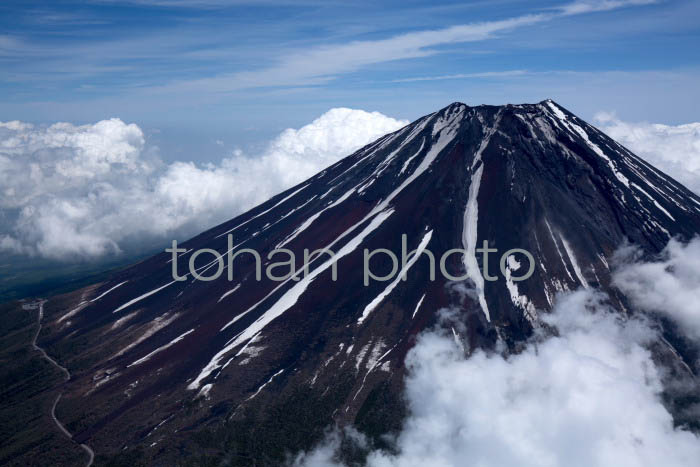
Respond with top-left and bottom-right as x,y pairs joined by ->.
35,100 -> 700,465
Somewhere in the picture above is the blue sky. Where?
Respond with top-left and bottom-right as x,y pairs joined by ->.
2,0 -> 699,159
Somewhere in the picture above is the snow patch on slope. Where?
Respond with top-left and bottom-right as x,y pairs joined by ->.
462,110 -> 502,322
358,229 -> 433,324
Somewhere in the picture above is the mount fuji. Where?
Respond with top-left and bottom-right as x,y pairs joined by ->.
18,100 -> 700,466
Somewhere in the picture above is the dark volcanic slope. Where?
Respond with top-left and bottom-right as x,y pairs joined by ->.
37,100 -> 700,464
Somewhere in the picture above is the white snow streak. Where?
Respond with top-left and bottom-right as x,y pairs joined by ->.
110,310 -> 139,330
276,187 -> 355,249
113,280 -> 177,313
358,230 -> 433,324
631,182 -> 676,221
90,281 -> 128,302
214,183 -> 309,239
545,101 -> 631,188
462,110 -> 502,322
217,284 -> 241,303
189,108 -> 463,390
246,369 -> 284,401
57,300 -> 88,324
189,209 -> 395,390
399,138 -> 426,175
504,255 -> 537,324
112,312 -> 180,359
127,329 -> 194,367
560,235 -> 589,288
197,383 -> 213,399
544,218 -> 575,282
412,294 -> 426,319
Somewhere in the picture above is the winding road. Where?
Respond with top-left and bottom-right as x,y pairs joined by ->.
32,300 -> 95,467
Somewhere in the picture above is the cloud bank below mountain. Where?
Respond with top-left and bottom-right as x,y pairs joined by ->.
293,287 -> 700,467
1,109 -> 698,261
596,113 -> 700,194
613,237 -> 700,341
0,109 -> 407,260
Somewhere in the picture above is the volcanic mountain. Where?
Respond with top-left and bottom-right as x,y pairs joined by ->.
18,101 -> 700,465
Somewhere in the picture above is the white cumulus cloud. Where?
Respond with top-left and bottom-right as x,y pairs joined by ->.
0,108 -> 407,260
595,113 -> 700,195
294,289 -> 700,467
613,237 -> 700,341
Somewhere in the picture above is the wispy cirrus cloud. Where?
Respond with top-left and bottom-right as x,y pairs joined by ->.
152,14 -> 547,93
90,0 -> 327,7
558,0 -> 659,15
152,0 -> 657,94
390,70 -> 529,83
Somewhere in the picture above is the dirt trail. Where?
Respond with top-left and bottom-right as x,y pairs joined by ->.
32,300 -> 95,467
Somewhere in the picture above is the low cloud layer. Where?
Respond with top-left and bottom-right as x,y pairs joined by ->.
596,113 -> 700,195
294,288 -> 700,467
613,237 -> 700,340
1,110 -> 698,261
0,109 -> 407,260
